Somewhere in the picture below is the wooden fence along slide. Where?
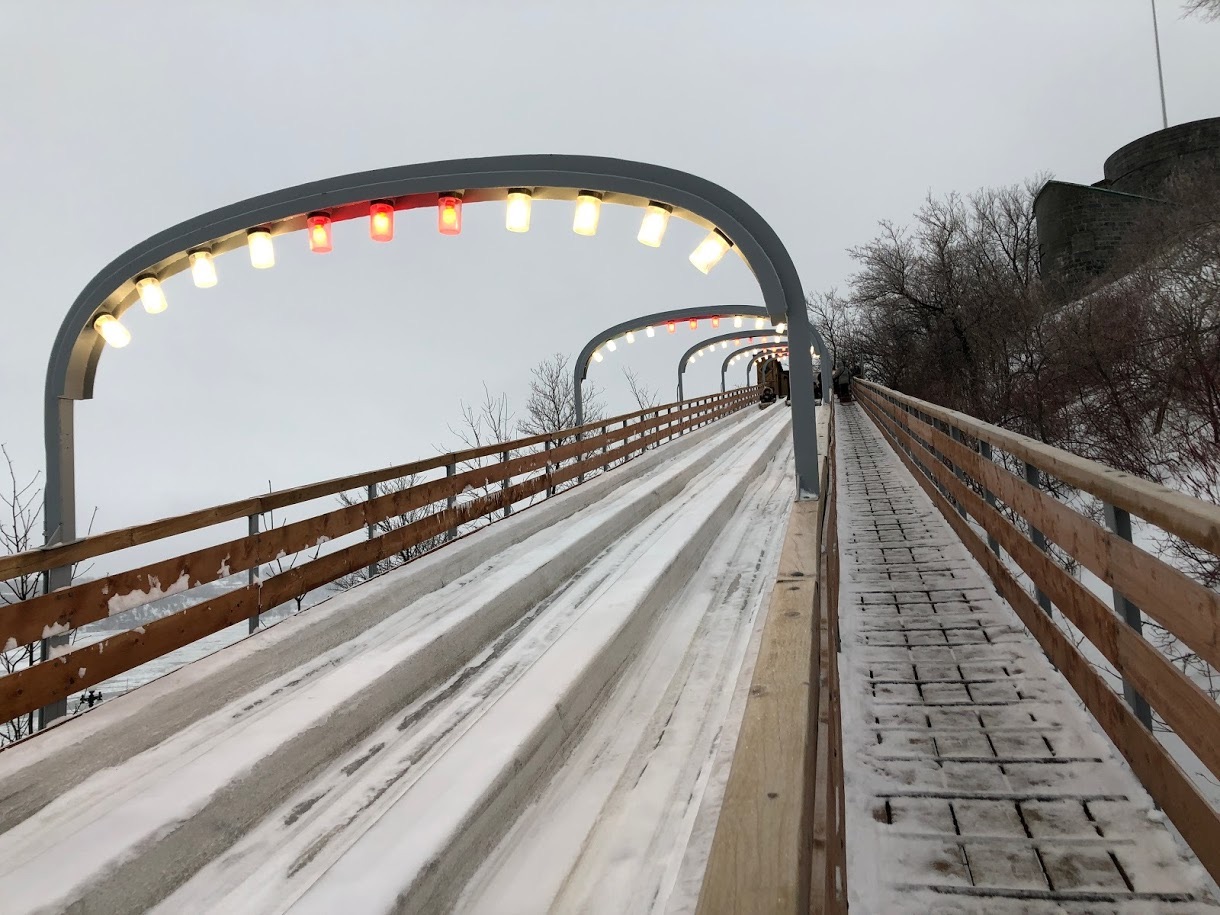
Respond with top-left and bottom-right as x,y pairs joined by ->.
0,388 -> 758,726
855,379 -> 1220,887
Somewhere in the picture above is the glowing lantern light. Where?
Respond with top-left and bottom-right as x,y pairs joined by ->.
734,316 -> 743,328
645,326 -> 655,337
721,341 -> 728,349
625,331 -> 635,343
188,250 -> 217,288
775,321 -> 788,334
689,229 -> 732,274
369,202 -> 394,241
438,195 -> 463,235
755,317 -> 766,329
248,229 -> 275,268
712,316 -> 720,328
135,275 -> 167,314
733,338 -> 740,346
592,349 -> 604,363
307,214 -> 333,253
93,314 -> 131,348
606,339 -> 617,352
506,189 -> 533,233
689,318 -> 698,329
637,202 -> 671,247
667,321 -> 676,334
572,191 -> 602,236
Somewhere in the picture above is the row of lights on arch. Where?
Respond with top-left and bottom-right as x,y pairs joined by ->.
91,192 -> 738,349
590,316 -> 788,363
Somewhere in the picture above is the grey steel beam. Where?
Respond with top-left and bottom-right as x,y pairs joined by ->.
721,342 -> 788,391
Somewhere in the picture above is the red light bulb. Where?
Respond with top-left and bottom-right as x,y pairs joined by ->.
370,202 -> 394,242
307,214 -> 332,253
667,321 -> 676,334
712,316 -> 720,328
689,318 -> 698,329
438,195 -> 462,235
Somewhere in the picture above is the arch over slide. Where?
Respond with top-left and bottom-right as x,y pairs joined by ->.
721,343 -> 789,391
677,331 -> 788,400
44,154 -> 829,604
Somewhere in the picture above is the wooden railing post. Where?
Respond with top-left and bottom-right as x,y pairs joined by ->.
247,513 -> 260,633
1023,463 -> 1054,615
366,482 -> 379,581
444,461 -> 457,541
1103,502 -> 1155,732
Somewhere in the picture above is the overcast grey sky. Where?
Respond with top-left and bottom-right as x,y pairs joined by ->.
1,1 -> 1217,539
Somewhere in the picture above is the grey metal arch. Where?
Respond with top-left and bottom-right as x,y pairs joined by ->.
749,349 -> 791,386
573,306 -> 772,426
43,157 -> 830,711
721,342 -> 787,392
678,332 -> 788,401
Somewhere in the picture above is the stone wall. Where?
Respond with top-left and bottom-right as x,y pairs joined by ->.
1035,117 -> 1220,298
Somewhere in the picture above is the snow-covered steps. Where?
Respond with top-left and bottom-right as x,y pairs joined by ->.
0,405 -> 793,915
836,405 -> 1219,914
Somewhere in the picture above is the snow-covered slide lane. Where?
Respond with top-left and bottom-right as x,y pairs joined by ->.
155,408 -> 793,915
0,405 -> 791,915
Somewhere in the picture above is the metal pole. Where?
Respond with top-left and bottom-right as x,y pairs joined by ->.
1103,503 -> 1155,731
38,397 -> 74,729
950,426 -> 968,519
248,513 -> 261,633
978,441 -> 1000,555
1024,463 -> 1054,615
366,483 -> 379,581
444,461 -> 457,541
501,450 -> 512,519
545,438 -> 555,497
1151,0 -> 1169,130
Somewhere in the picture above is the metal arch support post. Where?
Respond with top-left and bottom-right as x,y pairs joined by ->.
1103,503 -> 1155,731
720,342 -> 787,392
676,331 -> 787,401
573,305 -> 772,426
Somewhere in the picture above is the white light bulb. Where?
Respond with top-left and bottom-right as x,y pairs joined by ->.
607,339 -> 617,352
248,229 -> 275,268
593,350 -> 604,363
506,189 -> 533,233
189,250 -> 217,288
688,229 -> 732,274
734,316 -> 743,328
93,314 -> 131,347
136,276 -> 167,314
646,326 -> 655,337
637,202 -> 671,247
573,192 -> 602,236
625,331 -> 635,343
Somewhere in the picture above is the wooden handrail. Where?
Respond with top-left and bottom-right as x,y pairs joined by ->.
855,379 -> 1220,556
0,389 -> 745,582
0,388 -> 759,724
855,381 -> 1220,887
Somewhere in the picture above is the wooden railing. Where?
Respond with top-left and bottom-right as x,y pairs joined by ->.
855,379 -> 1220,886
697,401 -> 845,914
0,387 -> 759,729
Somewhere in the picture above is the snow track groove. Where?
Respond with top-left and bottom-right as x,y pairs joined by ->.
0,405 -> 794,915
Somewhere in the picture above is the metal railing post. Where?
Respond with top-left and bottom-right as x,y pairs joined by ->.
950,426 -> 968,519
1024,463 -> 1053,615
501,450 -> 512,519
1103,503 -> 1155,731
444,461 -> 457,541
544,438 -> 555,498
248,513 -> 261,633
979,441 -> 1001,555
366,482 -> 379,581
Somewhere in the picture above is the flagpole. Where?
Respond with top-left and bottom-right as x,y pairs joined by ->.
1151,0 -> 1169,129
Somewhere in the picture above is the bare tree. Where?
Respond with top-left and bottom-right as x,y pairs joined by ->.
258,483 -> 324,608
1,446 -> 42,744
446,384 -> 519,527
622,367 -> 658,410
518,354 -> 605,491
1183,0 -> 1220,19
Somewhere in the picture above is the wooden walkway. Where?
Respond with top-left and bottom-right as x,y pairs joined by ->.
835,404 -> 1219,914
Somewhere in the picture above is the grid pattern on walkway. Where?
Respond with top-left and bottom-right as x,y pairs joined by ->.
836,404 -> 1218,915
